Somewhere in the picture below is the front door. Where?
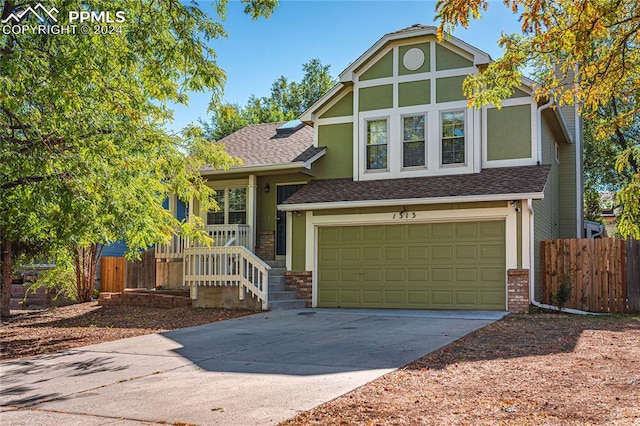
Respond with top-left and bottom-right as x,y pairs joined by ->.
276,184 -> 305,256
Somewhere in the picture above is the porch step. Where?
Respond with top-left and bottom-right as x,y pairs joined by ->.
268,299 -> 307,310
266,267 -> 307,310
267,260 -> 286,269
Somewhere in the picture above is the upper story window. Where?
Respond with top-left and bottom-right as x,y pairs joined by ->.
207,188 -> 246,225
441,110 -> 466,165
403,114 -> 426,167
366,118 -> 388,170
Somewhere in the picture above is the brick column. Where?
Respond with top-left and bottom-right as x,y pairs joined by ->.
507,269 -> 530,313
256,231 -> 275,261
285,271 -> 312,307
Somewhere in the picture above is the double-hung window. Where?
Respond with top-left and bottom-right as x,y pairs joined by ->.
366,119 -> 388,170
403,114 -> 426,167
207,188 -> 246,225
441,111 -> 466,165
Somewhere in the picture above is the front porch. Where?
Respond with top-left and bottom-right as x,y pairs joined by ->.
155,224 -> 305,310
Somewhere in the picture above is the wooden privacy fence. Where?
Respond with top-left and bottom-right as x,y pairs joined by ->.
541,238 -> 640,313
100,248 -> 156,292
126,247 -> 156,289
100,257 -> 125,293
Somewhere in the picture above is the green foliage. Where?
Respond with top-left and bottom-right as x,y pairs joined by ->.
0,0 -> 277,310
205,59 -> 336,140
436,0 -> 640,239
553,276 -> 573,311
28,260 -> 78,302
583,188 -> 605,225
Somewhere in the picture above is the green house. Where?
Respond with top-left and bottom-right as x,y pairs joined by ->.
160,25 -> 582,312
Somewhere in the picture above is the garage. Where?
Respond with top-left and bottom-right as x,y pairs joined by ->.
317,220 -> 506,310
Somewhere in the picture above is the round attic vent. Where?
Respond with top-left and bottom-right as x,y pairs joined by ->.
403,47 -> 425,71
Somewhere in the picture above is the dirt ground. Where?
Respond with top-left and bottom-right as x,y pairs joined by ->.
2,305 -> 639,425
0,302 -> 254,362
283,312 -> 640,425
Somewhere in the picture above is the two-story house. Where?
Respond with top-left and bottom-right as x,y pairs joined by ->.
158,25 -> 582,312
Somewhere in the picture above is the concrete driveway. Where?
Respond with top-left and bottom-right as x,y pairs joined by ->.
1,309 -> 506,425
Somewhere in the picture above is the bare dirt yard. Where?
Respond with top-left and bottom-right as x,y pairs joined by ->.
0,302 -> 254,362
283,312 -> 640,426
2,305 -> 639,425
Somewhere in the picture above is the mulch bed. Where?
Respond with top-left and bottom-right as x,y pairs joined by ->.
0,302 -> 255,362
282,313 -> 640,425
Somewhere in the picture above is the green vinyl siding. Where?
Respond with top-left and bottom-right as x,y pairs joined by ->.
318,221 -> 506,310
360,50 -> 393,81
436,44 -> 473,70
558,134 -> 578,238
359,85 -> 393,111
257,174 -> 309,233
399,80 -> 430,107
320,92 -> 353,119
399,42 -> 430,75
291,213 -> 306,271
533,119 -> 561,300
511,88 -> 531,98
487,105 -> 532,160
314,123 -> 353,179
436,76 -> 466,103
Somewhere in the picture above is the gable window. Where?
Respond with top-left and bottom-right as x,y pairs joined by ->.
441,111 -> 465,165
207,188 -> 246,225
366,118 -> 388,170
403,114 -> 426,167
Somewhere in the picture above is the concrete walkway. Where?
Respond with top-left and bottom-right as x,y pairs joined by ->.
1,309 -> 506,425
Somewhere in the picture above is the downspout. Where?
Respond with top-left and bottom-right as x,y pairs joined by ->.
527,190 -> 605,315
536,98 -> 554,164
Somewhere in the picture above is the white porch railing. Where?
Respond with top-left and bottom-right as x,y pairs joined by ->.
156,224 -> 252,259
184,246 -> 270,310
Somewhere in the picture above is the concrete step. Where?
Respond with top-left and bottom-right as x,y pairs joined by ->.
266,260 -> 286,269
268,267 -> 286,277
268,281 -> 286,292
268,291 -> 301,301
268,274 -> 285,285
268,299 -> 307,310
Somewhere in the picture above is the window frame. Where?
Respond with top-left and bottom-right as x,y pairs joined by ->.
365,117 -> 390,172
401,112 -> 427,169
440,109 -> 467,167
206,187 -> 247,225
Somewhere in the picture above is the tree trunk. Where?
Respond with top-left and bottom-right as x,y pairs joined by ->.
74,244 -> 99,303
1,240 -> 12,319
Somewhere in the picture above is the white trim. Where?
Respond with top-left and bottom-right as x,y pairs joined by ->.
312,86 -> 354,124
575,107 -> 583,237
200,157 -> 325,176
247,175 -> 257,251
301,83 -> 345,123
278,192 -> 544,212
528,199 -> 536,302
315,116 -> 354,126
482,101 -> 538,168
439,108 -> 468,167
521,199 -> 531,269
285,211 -> 293,270
353,87 -> 360,181
303,150 -> 327,168
307,207 -> 513,308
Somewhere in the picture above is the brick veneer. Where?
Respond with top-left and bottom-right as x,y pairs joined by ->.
285,271 -> 312,307
507,269 -> 530,313
256,231 -> 275,261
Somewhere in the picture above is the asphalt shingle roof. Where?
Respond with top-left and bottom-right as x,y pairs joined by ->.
281,165 -> 551,206
205,122 -> 322,169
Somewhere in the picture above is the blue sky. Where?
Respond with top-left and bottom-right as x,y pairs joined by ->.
169,0 -> 525,132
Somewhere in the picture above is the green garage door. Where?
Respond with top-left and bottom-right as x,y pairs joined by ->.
318,221 -> 505,310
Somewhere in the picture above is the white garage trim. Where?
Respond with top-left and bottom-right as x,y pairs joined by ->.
305,207 -> 516,308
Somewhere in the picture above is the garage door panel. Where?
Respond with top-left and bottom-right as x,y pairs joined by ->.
455,291 -> 478,305
317,221 -> 505,310
385,269 -> 405,282
384,247 -> 405,260
431,246 -> 453,260
362,247 -> 382,260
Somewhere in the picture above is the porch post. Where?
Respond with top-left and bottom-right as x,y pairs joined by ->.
247,175 -> 257,252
